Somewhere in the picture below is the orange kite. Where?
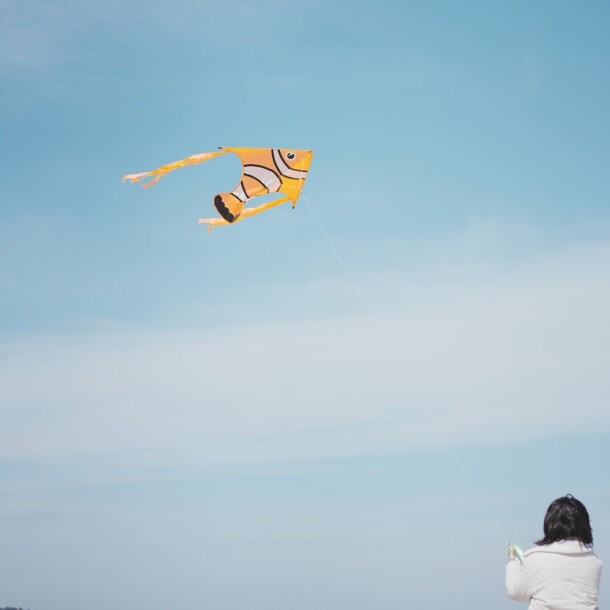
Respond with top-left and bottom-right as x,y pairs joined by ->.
123,147 -> 313,229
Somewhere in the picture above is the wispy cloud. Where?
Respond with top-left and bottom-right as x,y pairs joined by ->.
0,1 -> 63,71
0,0 -> 297,75
2,240 -> 609,466
0,0 -> 229,105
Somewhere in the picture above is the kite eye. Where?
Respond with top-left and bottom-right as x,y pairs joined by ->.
286,151 -> 296,161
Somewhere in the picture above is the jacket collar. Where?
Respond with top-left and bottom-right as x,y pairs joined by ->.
525,539 -> 594,556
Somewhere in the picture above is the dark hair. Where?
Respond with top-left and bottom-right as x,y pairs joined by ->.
536,494 -> 593,546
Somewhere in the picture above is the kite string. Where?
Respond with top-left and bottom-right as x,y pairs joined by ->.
301,193 -> 509,546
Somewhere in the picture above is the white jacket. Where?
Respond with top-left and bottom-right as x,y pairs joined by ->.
506,540 -> 602,610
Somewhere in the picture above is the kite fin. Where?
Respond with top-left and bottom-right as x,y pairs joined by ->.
214,192 -> 245,223
199,195 -> 292,231
238,195 -> 291,219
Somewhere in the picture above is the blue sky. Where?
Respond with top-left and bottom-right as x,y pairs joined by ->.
1,1 -> 609,609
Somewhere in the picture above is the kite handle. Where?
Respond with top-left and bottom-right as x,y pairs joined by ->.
508,543 -> 524,565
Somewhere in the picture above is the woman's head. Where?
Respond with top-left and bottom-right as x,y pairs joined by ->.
536,494 -> 593,546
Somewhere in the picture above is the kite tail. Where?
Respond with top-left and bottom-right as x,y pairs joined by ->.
122,150 -> 228,188
199,195 -> 293,231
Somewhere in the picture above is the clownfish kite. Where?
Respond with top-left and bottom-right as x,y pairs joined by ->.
122,147 -> 313,229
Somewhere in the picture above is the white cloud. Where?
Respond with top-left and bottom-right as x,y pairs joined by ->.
1,240 -> 610,465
